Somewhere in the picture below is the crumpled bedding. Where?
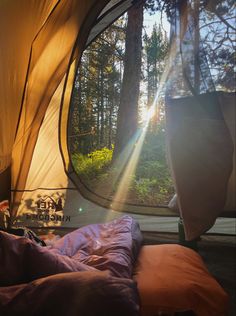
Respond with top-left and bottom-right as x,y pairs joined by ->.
0,215 -> 142,316
49,214 -> 143,278
0,271 -> 140,316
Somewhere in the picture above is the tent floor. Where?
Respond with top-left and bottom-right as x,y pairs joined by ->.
33,228 -> 236,316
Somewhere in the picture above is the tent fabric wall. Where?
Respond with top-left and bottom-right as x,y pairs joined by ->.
0,0 -> 59,197
11,0 -> 111,222
0,0 -> 110,223
86,0 -> 133,46
0,0 -> 58,170
14,73 -> 107,228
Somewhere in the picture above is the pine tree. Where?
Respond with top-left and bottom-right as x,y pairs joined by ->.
113,1 -> 144,160
70,18 -> 126,153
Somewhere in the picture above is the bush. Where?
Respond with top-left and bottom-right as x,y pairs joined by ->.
72,147 -> 113,180
71,131 -> 174,205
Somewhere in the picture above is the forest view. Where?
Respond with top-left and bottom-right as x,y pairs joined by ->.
69,2 -> 174,207
68,0 -> 235,208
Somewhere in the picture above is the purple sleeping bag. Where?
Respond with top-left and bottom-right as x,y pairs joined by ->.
0,215 -> 142,316
49,215 -> 143,278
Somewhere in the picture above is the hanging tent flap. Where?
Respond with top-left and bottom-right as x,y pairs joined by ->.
166,93 -> 234,240
220,93 -> 236,212
165,0 -> 235,240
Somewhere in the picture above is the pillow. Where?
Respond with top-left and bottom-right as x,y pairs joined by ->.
0,231 -> 95,286
133,244 -> 229,316
0,271 -> 140,316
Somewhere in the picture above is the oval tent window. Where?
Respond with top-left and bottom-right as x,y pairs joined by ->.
68,3 -> 175,212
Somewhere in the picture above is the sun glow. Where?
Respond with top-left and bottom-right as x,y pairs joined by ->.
110,96 -> 162,212
110,128 -> 147,211
108,42 -> 177,214
140,105 -> 156,125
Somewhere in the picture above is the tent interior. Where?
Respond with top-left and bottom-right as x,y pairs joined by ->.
0,0 -> 235,315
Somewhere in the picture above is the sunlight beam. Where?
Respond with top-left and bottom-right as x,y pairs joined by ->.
110,127 -> 147,211
109,40 -> 178,212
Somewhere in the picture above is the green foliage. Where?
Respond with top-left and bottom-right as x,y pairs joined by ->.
70,17 -> 126,154
72,147 -> 113,180
72,125 -> 174,206
131,127 -> 174,204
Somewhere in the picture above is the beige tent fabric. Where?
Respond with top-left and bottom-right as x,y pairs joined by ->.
220,93 -> 236,212
165,93 -> 234,240
0,0 -> 58,191
21,77 -> 69,191
16,75 -> 76,227
0,1 -> 59,171
3,0 -> 109,221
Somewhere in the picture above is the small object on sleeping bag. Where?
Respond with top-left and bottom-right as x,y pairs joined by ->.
2,227 -> 47,247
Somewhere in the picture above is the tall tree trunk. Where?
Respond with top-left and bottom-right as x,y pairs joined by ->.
100,66 -> 105,147
113,1 -> 143,160
96,68 -> 100,148
193,0 -> 200,93
108,103 -> 113,149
